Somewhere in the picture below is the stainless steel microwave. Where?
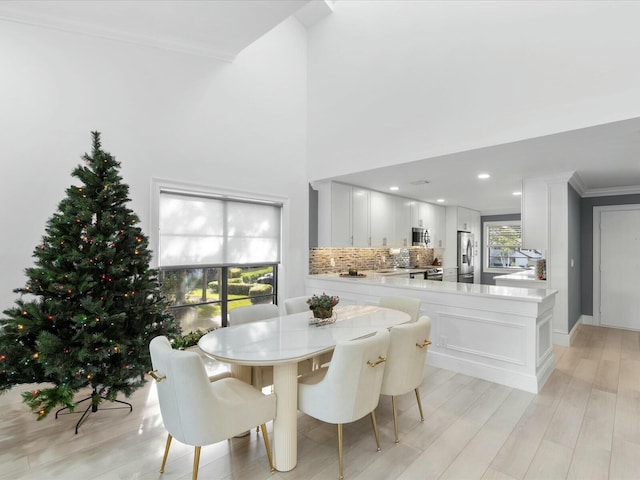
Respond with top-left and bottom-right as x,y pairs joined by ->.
412,227 -> 431,246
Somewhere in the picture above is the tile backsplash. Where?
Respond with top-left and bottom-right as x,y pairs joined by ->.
309,247 -> 436,274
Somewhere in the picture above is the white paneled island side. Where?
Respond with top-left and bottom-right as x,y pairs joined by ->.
305,273 -> 557,394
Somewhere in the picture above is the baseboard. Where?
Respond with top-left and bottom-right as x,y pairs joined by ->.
426,351 -> 545,394
552,318 -> 583,346
580,315 -> 595,326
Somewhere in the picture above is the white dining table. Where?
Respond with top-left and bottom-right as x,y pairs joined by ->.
198,304 -> 410,472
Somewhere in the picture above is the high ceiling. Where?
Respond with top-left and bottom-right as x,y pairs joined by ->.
331,117 -> 640,214
0,0 -> 320,61
2,0 -> 639,214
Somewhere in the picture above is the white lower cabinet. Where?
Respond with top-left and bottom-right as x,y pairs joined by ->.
443,268 -> 458,282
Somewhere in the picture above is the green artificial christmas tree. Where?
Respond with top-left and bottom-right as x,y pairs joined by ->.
0,132 -> 181,429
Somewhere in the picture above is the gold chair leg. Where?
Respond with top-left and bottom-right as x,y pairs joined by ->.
369,411 -> 381,452
192,446 -> 201,480
391,396 -> 399,443
337,423 -> 344,480
160,433 -> 172,473
415,387 -> 425,422
260,423 -> 275,472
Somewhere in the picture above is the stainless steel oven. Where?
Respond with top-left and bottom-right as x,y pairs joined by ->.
424,267 -> 443,281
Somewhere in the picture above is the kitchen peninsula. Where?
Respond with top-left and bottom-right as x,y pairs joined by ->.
305,272 -> 557,394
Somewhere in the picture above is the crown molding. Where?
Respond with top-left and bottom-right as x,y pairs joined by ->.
581,184 -> 640,198
0,8 -> 235,62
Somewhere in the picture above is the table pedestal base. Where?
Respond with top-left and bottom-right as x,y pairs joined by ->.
272,362 -> 298,471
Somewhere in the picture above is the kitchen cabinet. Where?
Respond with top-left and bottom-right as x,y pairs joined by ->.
351,187 -> 370,246
411,201 -> 446,248
443,268 -> 458,282
330,182 -> 352,247
521,177 -> 548,251
393,196 -> 412,247
457,206 -> 476,232
318,181 -> 442,248
369,191 -> 394,246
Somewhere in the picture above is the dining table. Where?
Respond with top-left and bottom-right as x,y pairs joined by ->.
198,304 -> 410,472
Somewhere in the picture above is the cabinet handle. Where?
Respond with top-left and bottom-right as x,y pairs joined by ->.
367,356 -> 387,367
148,370 -> 166,382
416,340 -> 432,349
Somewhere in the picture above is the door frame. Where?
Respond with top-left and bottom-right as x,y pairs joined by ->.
592,204 -> 640,327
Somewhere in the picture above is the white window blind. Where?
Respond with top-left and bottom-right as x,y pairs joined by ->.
487,224 -> 521,248
159,191 -> 281,267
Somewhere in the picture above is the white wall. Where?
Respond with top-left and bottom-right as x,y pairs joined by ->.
0,17 -> 308,310
306,0 -> 640,180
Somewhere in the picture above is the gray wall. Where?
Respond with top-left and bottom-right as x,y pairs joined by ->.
568,184 -> 581,332
581,193 -> 640,316
309,184 -> 318,249
480,213 -> 521,285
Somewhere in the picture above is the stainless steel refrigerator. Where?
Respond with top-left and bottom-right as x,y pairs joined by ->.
457,231 -> 474,283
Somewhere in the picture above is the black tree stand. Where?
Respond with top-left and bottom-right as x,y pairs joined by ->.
55,388 -> 133,434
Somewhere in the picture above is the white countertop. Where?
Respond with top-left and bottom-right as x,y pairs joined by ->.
494,270 -> 546,282
309,272 -> 555,303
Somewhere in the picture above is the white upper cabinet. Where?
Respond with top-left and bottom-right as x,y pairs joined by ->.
330,182 -> 353,247
369,190 -> 393,247
351,187 -> 370,246
431,204 -> 446,248
457,206 -> 476,232
521,177 -> 548,251
318,182 -> 445,248
393,196 -> 412,247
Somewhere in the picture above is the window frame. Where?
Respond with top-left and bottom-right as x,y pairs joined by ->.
483,220 -> 529,274
150,179 -> 288,328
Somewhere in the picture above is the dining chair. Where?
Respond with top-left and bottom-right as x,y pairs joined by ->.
282,295 -> 310,316
227,303 -> 280,326
379,295 -> 421,322
148,336 -> 276,480
228,303 -> 315,386
283,295 -> 333,369
227,304 -> 280,389
297,329 -> 390,480
380,315 -> 432,443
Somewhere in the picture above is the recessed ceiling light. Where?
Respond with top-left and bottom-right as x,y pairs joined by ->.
389,186 -> 399,191
477,173 -> 490,179
436,199 -> 445,203
513,191 -> 522,196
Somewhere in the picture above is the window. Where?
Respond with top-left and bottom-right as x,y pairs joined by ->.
484,221 -> 542,273
154,183 -> 283,331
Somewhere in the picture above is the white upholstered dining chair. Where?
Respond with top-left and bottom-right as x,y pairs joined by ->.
380,315 -> 432,443
282,295 -> 310,316
228,304 -> 280,389
228,303 -> 280,326
283,295 -> 333,369
297,329 -> 390,480
148,336 -> 276,480
379,295 -> 421,322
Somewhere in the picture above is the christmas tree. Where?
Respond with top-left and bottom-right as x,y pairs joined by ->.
0,132 -> 181,424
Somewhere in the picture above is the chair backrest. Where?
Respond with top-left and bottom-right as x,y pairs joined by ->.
283,296 -> 310,315
379,295 -> 421,322
381,316 -> 432,396
311,329 -> 390,424
228,304 -> 280,326
149,336 -> 223,446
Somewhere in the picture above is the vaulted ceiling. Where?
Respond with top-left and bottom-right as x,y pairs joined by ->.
2,0 -> 639,214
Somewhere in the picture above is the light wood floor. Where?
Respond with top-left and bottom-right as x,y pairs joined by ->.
1,324 -> 639,479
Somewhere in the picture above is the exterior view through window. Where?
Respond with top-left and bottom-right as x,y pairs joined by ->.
159,265 -> 277,332
484,221 -> 542,272
156,186 -> 282,331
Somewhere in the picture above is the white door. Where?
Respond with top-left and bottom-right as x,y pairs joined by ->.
598,206 -> 640,330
